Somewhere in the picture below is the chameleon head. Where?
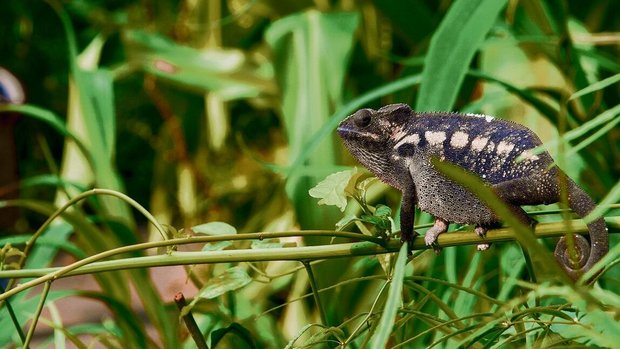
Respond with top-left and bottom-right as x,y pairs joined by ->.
337,103 -> 413,189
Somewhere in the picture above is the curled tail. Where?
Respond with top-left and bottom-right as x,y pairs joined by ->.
554,179 -> 608,282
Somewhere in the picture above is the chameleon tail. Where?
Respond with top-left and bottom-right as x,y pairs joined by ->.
554,179 -> 608,282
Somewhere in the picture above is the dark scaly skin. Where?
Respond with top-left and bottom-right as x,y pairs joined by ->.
337,103 -> 608,281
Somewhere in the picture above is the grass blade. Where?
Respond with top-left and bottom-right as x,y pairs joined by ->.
416,0 -> 508,111
369,243 -> 408,348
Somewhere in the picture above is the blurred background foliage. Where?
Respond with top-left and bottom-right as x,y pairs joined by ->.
0,0 -> 619,347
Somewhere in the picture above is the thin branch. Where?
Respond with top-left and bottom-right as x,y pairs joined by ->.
1,217 -> 618,300
174,292 -> 208,349
303,261 -> 328,327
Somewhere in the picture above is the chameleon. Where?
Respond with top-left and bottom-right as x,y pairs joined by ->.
337,103 -> 608,281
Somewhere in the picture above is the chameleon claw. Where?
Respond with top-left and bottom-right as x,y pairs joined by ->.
474,226 -> 487,238
474,226 -> 491,251
476,243 -> 491,251
424,218 -> 448,254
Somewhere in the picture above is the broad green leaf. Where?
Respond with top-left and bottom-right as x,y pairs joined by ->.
192,221 -> 237,236
368,243 -> 408,348
416,0 -> 508,111
309,169 -> 357,211
266,10 -> 359,228
77,291 -> 149,348
53,7 -> 133,224
25,222 -> 76,269
0,290 -> 79,345
19,174 -> 87,193
210,322 -> 256,349
198,267 -> 252,299
124,30 -> 275,100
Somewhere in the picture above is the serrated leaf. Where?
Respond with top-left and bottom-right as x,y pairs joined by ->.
343,167 -> 366,195
192,221 -> 237,236
361,212 -> 392,236
356,176 -> 378,191
198,267 -> 252,299
308,169 -> 357,211
356,176 -> 379,205
374,204 -> 392,217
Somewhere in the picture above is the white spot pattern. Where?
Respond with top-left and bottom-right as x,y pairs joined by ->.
497,141 -> 515,155
394,133 -> 420,149
471,137 -> 489,152
450,131 -> 469,148
425,131 -> 446,146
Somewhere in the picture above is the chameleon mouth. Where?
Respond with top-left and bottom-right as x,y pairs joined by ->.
336,125 -> 354,137
337,126 -> 380,141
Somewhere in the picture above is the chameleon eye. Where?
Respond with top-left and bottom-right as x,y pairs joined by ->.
353,109 -> 372,128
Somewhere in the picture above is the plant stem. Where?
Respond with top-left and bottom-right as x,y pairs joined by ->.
1,217 -> 618,300
175,292 -> 208,349
23,281 -> 51,349
303,261 -> 328,327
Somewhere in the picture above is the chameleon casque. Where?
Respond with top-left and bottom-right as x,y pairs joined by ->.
337,103 -> 608,281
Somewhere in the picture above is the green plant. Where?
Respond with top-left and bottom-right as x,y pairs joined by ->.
1,0 -> 619,348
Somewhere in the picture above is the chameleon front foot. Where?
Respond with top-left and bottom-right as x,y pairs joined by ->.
474,226 -> 491,251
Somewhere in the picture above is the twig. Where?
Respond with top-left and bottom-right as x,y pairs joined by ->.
174,292 -> 208,349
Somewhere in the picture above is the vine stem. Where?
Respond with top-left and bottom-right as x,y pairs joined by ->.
0,217 -> 618,301
303,261 -> 328,327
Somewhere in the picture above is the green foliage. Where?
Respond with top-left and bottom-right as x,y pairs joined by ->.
309,168 -> 360,212
368,243 -> 408,348
416,0 -> 508,111
0,0 -> 619,348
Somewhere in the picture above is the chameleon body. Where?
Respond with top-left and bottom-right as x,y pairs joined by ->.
337,103 -> 608,281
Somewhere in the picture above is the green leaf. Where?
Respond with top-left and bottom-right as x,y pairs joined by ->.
210,322 -> 256,349
251,239 -> 291,249
266,10 -> 359,228
124,30 -> 275,100
201,241 -> 233,252
0,104 -> 90,160
198,267 -> 252,299
343,168 -> 366,196
192,221 -> 237,236
569,73 -> 620,101
416,0 -> 508,111
368,243 -> 408,348
308,169 -> 357,211
374,204 -> 392,217
335,214 -> 361,231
